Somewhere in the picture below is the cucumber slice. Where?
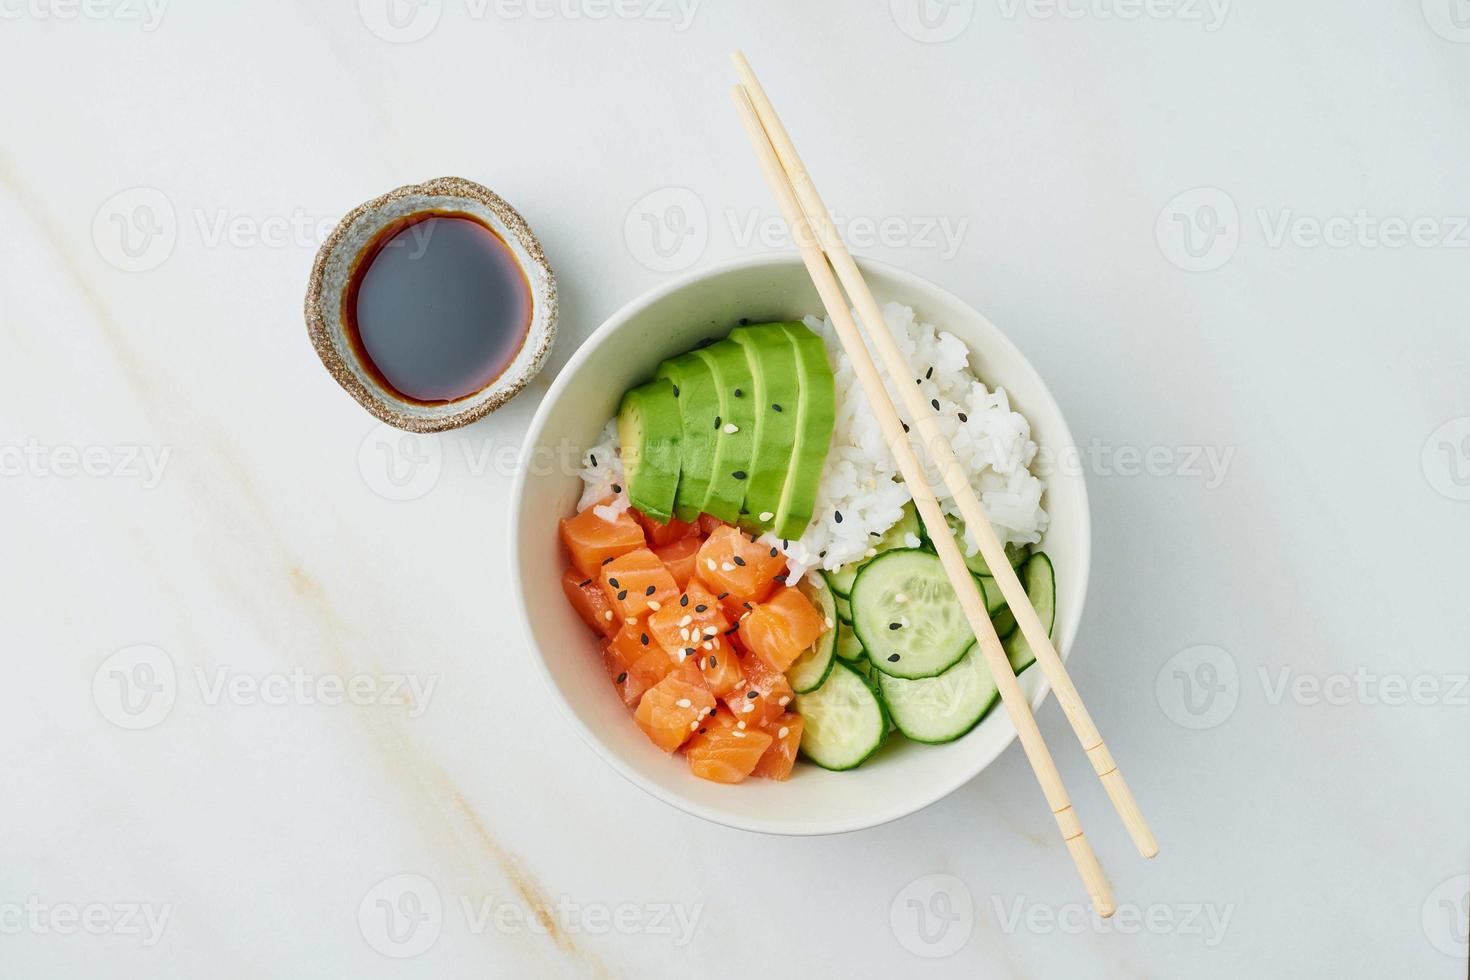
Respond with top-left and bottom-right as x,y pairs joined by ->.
788,576 -> 837,693
833,591 -> 853,625
834,621 -> 865,662
873,501 -> 921,552
976,576 -> 1017,639
999,553 -> 1056,675
851,549 -> 973,679
874,643 -> 999,743
795,660 -> 888,770
930,514 -> 1026,576
824,564 -> 858,597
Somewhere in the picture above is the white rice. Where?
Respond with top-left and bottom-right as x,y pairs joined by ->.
576,302 -> 1049,582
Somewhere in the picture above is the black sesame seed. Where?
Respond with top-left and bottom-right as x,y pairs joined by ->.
902,422 -> 910,433
714,415 -> 722,429
834,510 -> 844,524
589,453 -> 598,466
724,626 -> 739,636
577,579 -> 591,588
869,531 -> 881,538
671,384 -> 680,397
732,470 -> 747,480
769,547 -> 779,557
680,594 -> 689,606
708,655 -> 718,668
616,671 -> 628,683
889,622 -> 902,630
915,378 -> 922,385
930,398 -> 940,411
774,573 -> 788,583
686,647 -> 696,657
645,585 -> 656,596
608,577 -> 620,588
699,728 -> 708,734
612,483 -> 622,494
772,403 -> 783,412
617,590 -> 628,601
743,602 -> 753,610
747,690 -> 759,699
717,591 -> 730,600
887,653 -> 901,662
601,557 -> 615,565
732,555 -> 746,567
733,388 -> 743,397
640,633 -> 650,646
781,540 -> 789,548
926,367 -> 934,379
695,603 -> 708,612
958,412 -> 968,422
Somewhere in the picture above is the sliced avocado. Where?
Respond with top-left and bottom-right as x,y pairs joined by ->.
775,322 -> 836,539
691,339 -> 757,524
729,322 -> 803,535
655,354 -> 719,522
617,378 -> 682,522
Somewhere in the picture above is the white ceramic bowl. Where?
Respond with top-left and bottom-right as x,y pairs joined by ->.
510,253 -> 1090,835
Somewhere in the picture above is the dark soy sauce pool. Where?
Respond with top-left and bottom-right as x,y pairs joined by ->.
344,210 -> 532,404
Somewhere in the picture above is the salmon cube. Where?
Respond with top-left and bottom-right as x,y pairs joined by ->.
722,651 -> 794,727
634,674 -> 716,753
562,567 -> 617,637
560,505 -> 646,580
685,707 -> 773,783
653,535 -> 701,591
602,620 -> 675,708
600,548 -> 680,621
697,513 -> 725,536
633,510 -> 700,547
738,586 -> 827,672
647,582 -> 732,661
695,634 -> 743,698
752,713 -> 803,781
694,525 -> 786,602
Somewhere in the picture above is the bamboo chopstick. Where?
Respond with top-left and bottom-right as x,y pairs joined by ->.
731,50 -> 1158,861
730,84 -> 1116,918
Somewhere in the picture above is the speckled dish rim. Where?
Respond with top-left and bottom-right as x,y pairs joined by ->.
305,176 -> 558,433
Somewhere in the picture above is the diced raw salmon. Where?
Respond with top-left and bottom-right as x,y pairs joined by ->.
738,586 -> 827,672
752,713 -> 803,781
695,634 -> 743,698
685,707 -> 774,783
723,651 -> 794,727
653,536 -> 701,591
634,674 -> 716,753
697,513 -> 725,536
632,510 -> 700,547
602,619 -> 675,708
600,548 -> 680,621
562,567 -> 617,637
647,581 -> 732,660
694,525 -> 787,602
560,506 -> 646,579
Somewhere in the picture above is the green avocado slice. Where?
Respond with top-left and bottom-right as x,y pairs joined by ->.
617,378 -> 682,522
692,339 -> 757,524
775,322 -> 835,540
728,322 -> 803,535
655,355 -> 718,522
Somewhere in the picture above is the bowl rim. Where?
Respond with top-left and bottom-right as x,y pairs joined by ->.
509,251 -> 1091,835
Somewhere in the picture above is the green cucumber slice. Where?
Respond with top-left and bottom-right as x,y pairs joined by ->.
874,643 -> 999,743
873,501 -> 922,552
977,575 -> 1017,639
833,621 -> 865,662
795,660 -> 887,770
1000,552 -> 1055,675
833,591 -> 853,625
824,564 -> 858,597
929,514 -> 1027,576
851,549 -> 974,679
788,576 -> 837,693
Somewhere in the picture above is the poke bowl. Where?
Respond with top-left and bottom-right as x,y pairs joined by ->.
509,253 -> 1090,835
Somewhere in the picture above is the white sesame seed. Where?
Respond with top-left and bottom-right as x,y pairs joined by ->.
723,423 -> 738,434
679,615 -> 693,627
675,698 -> 692,708
742,702 -> 754,713
894,593 -> 908,603
702,641 -> 713,650
732,730 -> 746,738
777,726 -> 789,738
603,610 -> 614,621
647,600 -> 661,610
721,562 -> 735,572
759,511 -> 774,522
735,679 -> 747,689
778,695 -> 790,706
679,627 -> 690,641
824,617 -> 834,630
703,625 -> 718,636
705,559 -> 717,571
690,721 -> 699,731
625,617 -> 637,625
864,548 -> 877,558
737,721 -> 746,730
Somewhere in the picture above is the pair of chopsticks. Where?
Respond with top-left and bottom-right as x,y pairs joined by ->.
729,52 -> 1156,915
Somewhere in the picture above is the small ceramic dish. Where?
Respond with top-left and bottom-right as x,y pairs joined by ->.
509,253 -> 1091,835
305,176 -> 557,432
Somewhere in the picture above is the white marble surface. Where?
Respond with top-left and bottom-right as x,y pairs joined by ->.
3,1 -> 1468,976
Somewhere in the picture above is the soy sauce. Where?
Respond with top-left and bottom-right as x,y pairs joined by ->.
344,210 -> 533,404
